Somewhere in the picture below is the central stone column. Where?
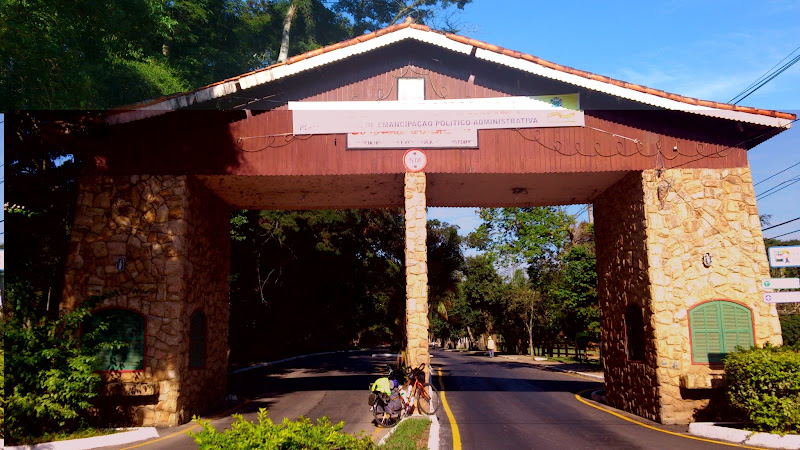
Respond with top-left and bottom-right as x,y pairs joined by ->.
404,172 -> 430,375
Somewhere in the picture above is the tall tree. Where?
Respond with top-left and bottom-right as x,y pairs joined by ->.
506,269 -> 538,356
468,207 -> 574,272
457,254 -> 503,346
427,219 -> 464,319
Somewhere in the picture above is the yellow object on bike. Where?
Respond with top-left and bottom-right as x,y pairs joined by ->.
371,377 -> 392,395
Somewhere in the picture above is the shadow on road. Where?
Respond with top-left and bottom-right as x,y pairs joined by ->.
228,351 -> 392,397
232,373 -> 379,398
435,373 -> 600,393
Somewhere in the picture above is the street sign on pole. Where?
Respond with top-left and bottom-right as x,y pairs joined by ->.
760,278 -> 800,290
768,246 -> 800,267
763,292 -> 800,303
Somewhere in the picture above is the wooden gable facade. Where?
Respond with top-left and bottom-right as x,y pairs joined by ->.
98,24 -> 792,211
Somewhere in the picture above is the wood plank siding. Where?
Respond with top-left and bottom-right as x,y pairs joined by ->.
95,41 -> 764,209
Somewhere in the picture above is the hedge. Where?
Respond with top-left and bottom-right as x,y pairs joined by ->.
724,344 -> 800,433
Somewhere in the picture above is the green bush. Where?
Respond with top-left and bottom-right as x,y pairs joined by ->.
189,409 -> 376,449
2,290 -> 116,444
1,347 -> 5,438
724,344 -> 800,433
780,314 -> 800,347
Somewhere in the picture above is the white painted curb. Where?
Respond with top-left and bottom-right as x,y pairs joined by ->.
427,413 -> 440,450
689,422 -> 800,449
4,427 -> 159,450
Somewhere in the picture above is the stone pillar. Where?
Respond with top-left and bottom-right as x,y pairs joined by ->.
595,168 -> 783,425
63,175 -> 230,427
404,172 -> 430,375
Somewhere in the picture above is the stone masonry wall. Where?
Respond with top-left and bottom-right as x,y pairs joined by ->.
63,175 -> 230,427
404,172 -> 430,376
178,178 -> 230,421
642,168 -> 782,423
595,172 -> 661,422
596,168 -> 783,425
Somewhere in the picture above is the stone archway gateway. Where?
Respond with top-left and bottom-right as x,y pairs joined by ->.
61,21 -> 793,427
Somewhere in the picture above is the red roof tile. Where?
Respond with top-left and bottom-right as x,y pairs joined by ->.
115,19 -> 796,121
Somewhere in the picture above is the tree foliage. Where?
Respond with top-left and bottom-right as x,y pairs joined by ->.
468,207 -> 574,269
229,209 -> 405,363
334,0 -> 472,35
427,219 -> 464,319
2,0 -> 472,111
434,207 -> 598,356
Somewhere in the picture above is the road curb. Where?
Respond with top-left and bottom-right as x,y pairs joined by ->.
498,355 -> 604,380
4,428 -> 159,450
542,365 -> 604,380
428,413 -> 440,450
689,422 -> 800,449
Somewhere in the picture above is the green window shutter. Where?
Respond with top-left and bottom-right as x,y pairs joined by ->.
720,302 -> 754,354
690,301 -> 754,364
691,304 -> 720,363
86,309 -> 145,371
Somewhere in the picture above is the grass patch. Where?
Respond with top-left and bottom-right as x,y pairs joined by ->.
381,418 -> 431,450
15,427 -> 119,445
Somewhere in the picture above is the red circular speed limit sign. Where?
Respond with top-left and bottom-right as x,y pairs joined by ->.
403,149 -> 427,172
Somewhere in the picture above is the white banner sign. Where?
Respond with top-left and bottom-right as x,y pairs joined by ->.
289,96 -> 585,148
768,246 -> 800,267
763,291 -> 800,303
760,278 -> 800,290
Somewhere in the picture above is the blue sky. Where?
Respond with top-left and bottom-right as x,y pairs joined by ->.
429,0 -> 800,241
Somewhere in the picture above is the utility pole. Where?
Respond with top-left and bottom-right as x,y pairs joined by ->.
587,204 -> 594,224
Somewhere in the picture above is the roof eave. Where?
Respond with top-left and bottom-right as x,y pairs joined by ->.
106,24 -> 796,128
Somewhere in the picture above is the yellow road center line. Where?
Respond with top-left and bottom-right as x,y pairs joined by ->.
120,398 -> 251,449
372,423 -> 383,441
574,390 -> 762,449
438,368 -> 462,450
119,425 -> 201,449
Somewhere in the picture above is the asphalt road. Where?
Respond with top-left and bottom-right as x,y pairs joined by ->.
103,348 -> 734,449
432,349 -> 726,449
103,350 -> 398,449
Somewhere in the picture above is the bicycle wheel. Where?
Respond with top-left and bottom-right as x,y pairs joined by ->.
373,397 -> 399,428
417,383 -> 439,414
373,401 -> 395,427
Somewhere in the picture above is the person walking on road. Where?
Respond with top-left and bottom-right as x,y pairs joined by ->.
487,336 -> 495,358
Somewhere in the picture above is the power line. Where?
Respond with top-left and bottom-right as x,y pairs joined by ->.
730,44 -> 800,104
730,45 -> 800,103
756,176 -> 800,200
762,216 -> 800,231
753,159 -> 800,186
767,227 -> 800,240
